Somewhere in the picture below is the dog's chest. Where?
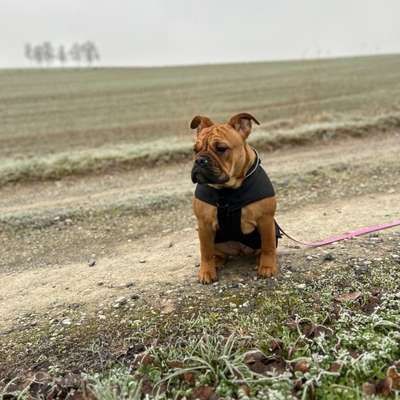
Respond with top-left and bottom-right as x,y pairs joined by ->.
214,203 -> 258,234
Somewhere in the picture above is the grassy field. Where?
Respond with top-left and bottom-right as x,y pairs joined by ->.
1,55 -> 400,174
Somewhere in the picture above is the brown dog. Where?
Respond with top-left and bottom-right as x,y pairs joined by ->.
190,113 -> 278,284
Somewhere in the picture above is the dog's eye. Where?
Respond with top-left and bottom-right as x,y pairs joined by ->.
215,145 -> 228,153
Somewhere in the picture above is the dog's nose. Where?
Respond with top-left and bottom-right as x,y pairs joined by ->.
196,156 -> 208,167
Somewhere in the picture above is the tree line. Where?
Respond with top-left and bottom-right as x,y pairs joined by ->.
24,41 -> 100,67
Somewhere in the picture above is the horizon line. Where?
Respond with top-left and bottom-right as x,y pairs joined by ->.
1,51 -> 399,71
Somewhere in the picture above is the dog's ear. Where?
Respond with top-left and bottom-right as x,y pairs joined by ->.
228,113 -> 260,139
190,115 -> 214,133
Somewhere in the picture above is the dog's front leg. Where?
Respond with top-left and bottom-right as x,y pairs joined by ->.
197,221 -> 217,284
257,213 -> 278,278
193,199 -> 218,284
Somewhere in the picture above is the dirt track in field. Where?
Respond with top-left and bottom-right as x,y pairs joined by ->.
1,133 -> 400,331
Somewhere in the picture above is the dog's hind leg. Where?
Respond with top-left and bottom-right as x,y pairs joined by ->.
256,201 -> 278,278
214,249 -> 227,269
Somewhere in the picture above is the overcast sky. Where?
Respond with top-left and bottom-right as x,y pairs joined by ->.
1,0 -> 399,68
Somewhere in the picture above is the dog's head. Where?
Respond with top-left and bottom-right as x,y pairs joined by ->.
190,113 -> 260,188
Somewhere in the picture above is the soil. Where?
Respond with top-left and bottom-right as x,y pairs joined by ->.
1,132 -> 400,332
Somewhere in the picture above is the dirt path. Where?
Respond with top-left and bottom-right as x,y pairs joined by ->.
1,134 -> 400,216
1,133 -> 400,331
1,191 -> 399,330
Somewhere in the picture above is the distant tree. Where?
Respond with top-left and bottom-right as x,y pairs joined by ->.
24,43 -> 33,64
80,41 -> 100,66
69,43 -> 82,66
57,45 -> 68,66
32,45 -> 44,66
26,41 -> 101,68
42,41 -> 55,66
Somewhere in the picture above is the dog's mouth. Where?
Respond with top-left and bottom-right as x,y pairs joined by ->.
191,165 -> 229,185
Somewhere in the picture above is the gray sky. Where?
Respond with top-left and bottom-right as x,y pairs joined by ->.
1,0 -> 399,67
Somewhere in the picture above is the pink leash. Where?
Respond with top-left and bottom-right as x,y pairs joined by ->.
275,219 -> 400,248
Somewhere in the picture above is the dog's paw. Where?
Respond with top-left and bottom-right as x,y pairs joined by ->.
257,264 -> 278,278
198,267 -> 217,284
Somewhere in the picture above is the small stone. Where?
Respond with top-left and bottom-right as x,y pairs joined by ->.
336,291 -> 362,303
355,265 -> 370,275
88,258 -> 96,267
62,318 -> 72,326
125,282 -> 135,288
296,284 -> 306,290
130,294 -> 140,300
115,296 -> 127,304
97,281 -> 104,286
323,253 -> 335,261
139,259 -> 146,264
113,296 -> 127,308
243,350 -> 266,365
306,255 -> 313,261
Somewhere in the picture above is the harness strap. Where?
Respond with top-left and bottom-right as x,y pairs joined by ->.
275,219 -> 400,248
244,147 -> 261,179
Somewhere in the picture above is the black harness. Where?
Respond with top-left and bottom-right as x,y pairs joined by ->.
194,151 -> 281,249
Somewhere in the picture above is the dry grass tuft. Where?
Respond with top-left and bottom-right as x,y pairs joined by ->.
1,112 -> 399,186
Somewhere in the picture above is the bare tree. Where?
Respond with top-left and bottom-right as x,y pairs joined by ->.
24,43 -> 33,65
25,41 -> 101,68
69,43 -> 82,66
42,42 -> 55,66
32,45 -> 45,66
80,41 -> 100,66
57,45 -> 68,67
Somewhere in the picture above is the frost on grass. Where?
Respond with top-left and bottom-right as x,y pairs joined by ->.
1,112 -> 399,186
2,292 -> 400,399
2,253 -> 400,399
89,368 -> 142,400
117,292 -> 400,399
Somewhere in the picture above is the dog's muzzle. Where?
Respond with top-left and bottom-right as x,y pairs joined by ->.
191,155 -> 229,184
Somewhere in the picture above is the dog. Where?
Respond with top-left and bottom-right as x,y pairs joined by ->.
190,113 -> 279,284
